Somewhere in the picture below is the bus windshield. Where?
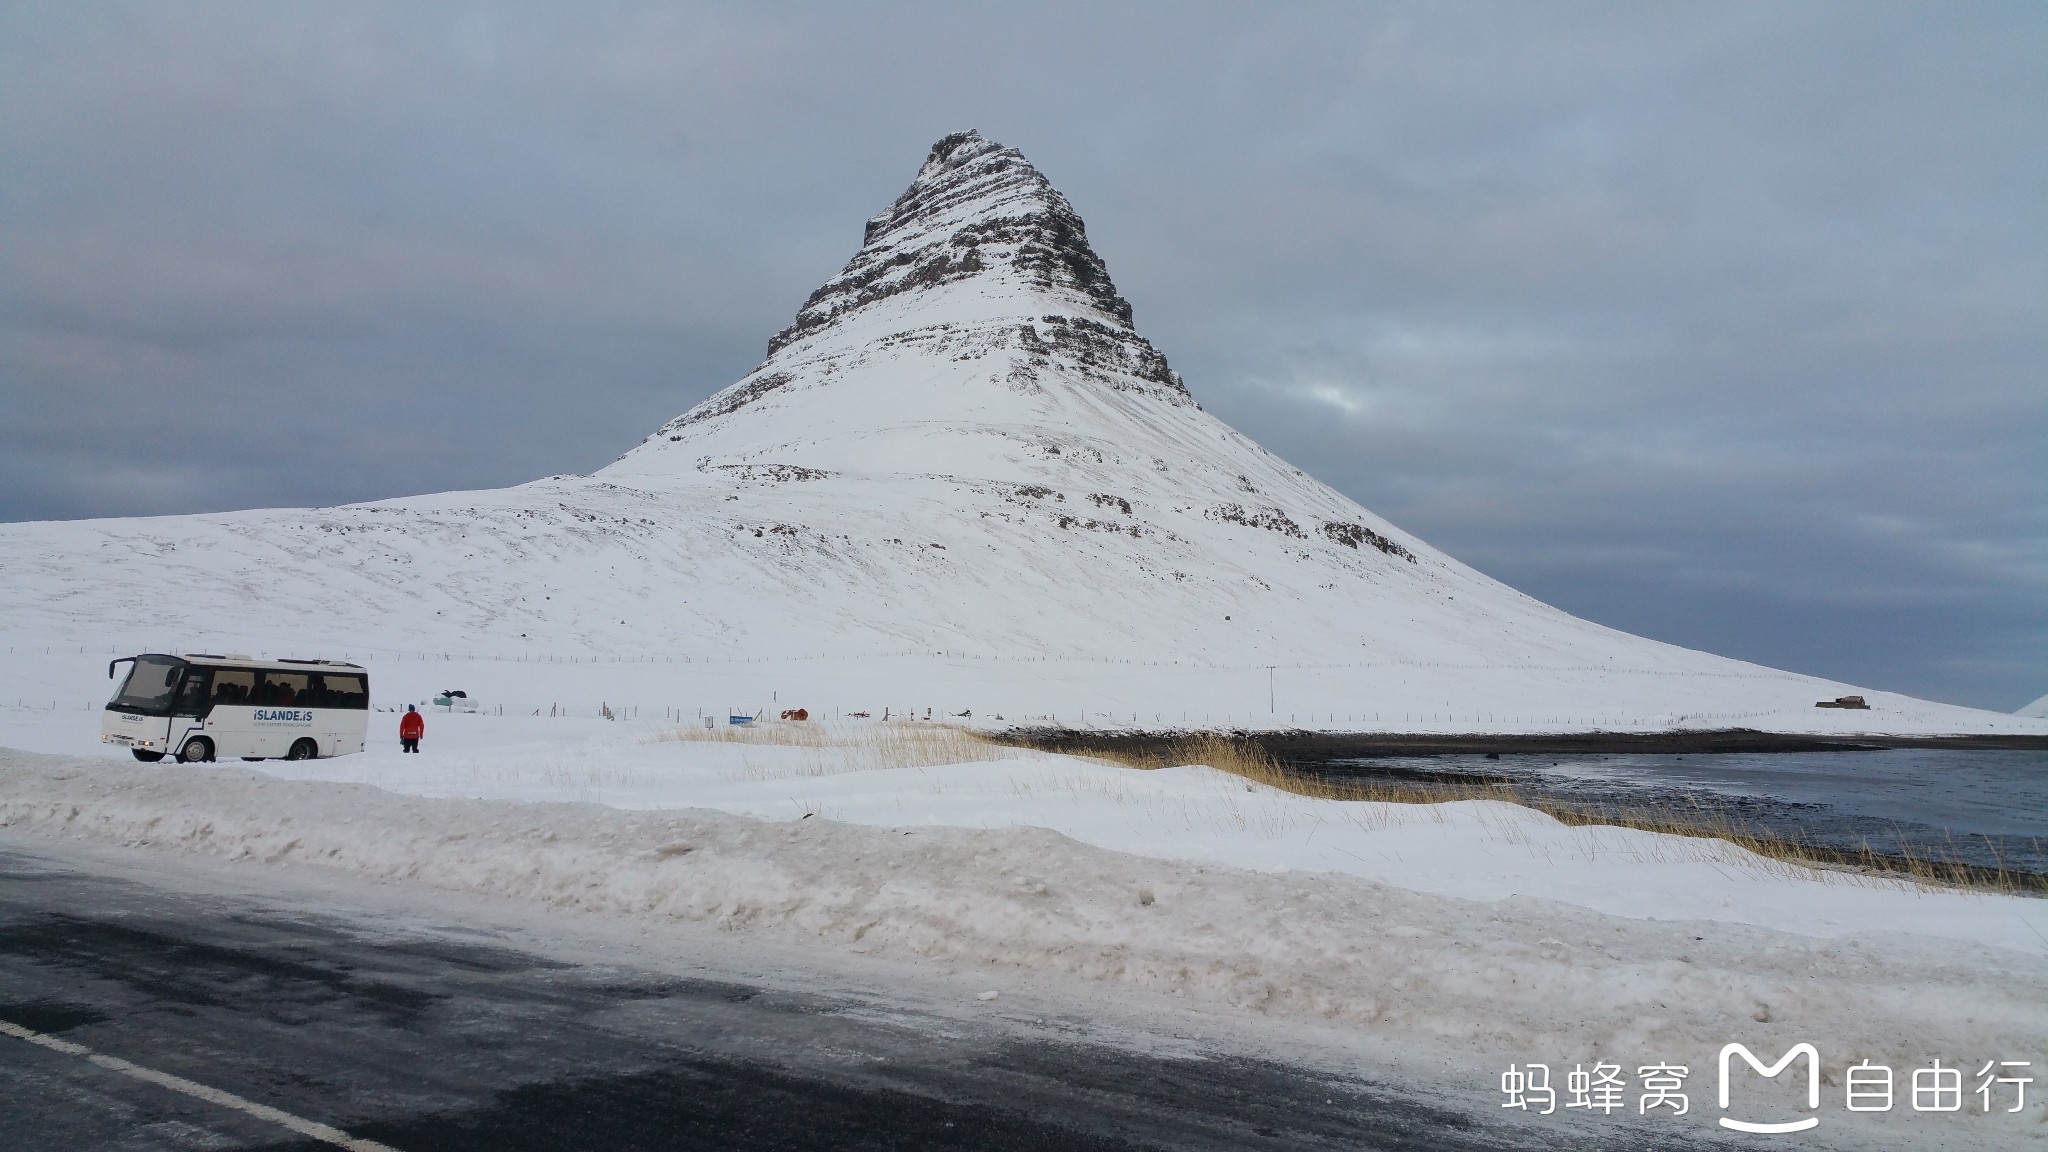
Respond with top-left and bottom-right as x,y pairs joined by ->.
109,656 -> 186,714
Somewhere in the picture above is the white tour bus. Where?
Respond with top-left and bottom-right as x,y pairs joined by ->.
102,653 -> 370,763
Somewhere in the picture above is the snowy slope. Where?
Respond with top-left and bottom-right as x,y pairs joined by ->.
0,131 -> 2034,735
2020,693 -> 2048,719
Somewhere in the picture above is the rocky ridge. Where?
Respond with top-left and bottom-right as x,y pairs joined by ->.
656,131 -> 1186,441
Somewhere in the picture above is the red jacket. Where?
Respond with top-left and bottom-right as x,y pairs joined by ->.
399,711 -> 425,740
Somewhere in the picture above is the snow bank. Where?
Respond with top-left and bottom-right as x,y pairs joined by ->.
7,704 -> 2045,953
5,748 -> 2044,1101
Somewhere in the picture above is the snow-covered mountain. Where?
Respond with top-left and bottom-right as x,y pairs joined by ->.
1,131 -> 2033,733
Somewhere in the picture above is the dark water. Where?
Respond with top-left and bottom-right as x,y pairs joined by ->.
1312,749 -> 2048,879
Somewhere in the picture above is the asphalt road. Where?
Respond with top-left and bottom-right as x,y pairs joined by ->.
0,844 -> 1698,1152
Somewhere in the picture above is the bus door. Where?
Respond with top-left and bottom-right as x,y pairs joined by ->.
166,668 -> 212,753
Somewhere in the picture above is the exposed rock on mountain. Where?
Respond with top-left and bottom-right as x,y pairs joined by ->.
761,131 -> 1177,388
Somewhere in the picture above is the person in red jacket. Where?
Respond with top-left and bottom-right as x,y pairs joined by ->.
399,705 -> 424,753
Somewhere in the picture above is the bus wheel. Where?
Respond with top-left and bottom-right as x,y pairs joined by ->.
177,737 -> 213,764
286,738 -> 318,761
131,748 -> 164,763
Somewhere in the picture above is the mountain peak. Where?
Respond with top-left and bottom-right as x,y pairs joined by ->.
641,132 -> 1189,445
764,130 -> 1152,359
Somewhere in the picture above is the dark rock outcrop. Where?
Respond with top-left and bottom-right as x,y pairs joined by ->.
761,131 -> 1186,398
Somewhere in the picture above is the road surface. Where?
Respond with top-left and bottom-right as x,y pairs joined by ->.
0,840 -> 1708,1151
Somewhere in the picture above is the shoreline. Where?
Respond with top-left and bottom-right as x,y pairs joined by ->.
994,726 -> 2048,893
995,726 -> 2048,759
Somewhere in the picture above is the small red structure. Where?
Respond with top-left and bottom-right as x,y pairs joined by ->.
780,708 -> 810,721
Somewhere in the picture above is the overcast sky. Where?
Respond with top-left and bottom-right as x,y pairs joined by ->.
3,2 -> 2042,710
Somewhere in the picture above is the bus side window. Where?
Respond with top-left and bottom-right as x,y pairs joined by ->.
328,675 -> 369,710
211,670 -> 256,704
257,672 -> 310,706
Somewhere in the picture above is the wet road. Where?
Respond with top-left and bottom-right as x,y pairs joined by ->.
0,845 -> 1694,1151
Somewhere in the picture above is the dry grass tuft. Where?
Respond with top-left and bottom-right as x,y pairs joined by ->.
1078,734 -> 1522,804
1083,735 -> 2047,897
646,718 -> 1011,776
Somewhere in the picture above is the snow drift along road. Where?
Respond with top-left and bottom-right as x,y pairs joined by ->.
3,744 -> 2043,1150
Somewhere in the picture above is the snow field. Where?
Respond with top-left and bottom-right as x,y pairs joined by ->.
9,651 -> 2048,1146
6,642 -> 2040,741
205,714 -> 2048,953
3,742 -> 2044,1146
4,650 -> 2043,953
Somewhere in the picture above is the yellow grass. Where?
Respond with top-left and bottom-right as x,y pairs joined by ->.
1072,734 -> 2046,897
645,718 -> 1012,777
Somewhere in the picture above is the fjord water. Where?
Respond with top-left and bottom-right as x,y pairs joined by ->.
1327,748 -> 2048,878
